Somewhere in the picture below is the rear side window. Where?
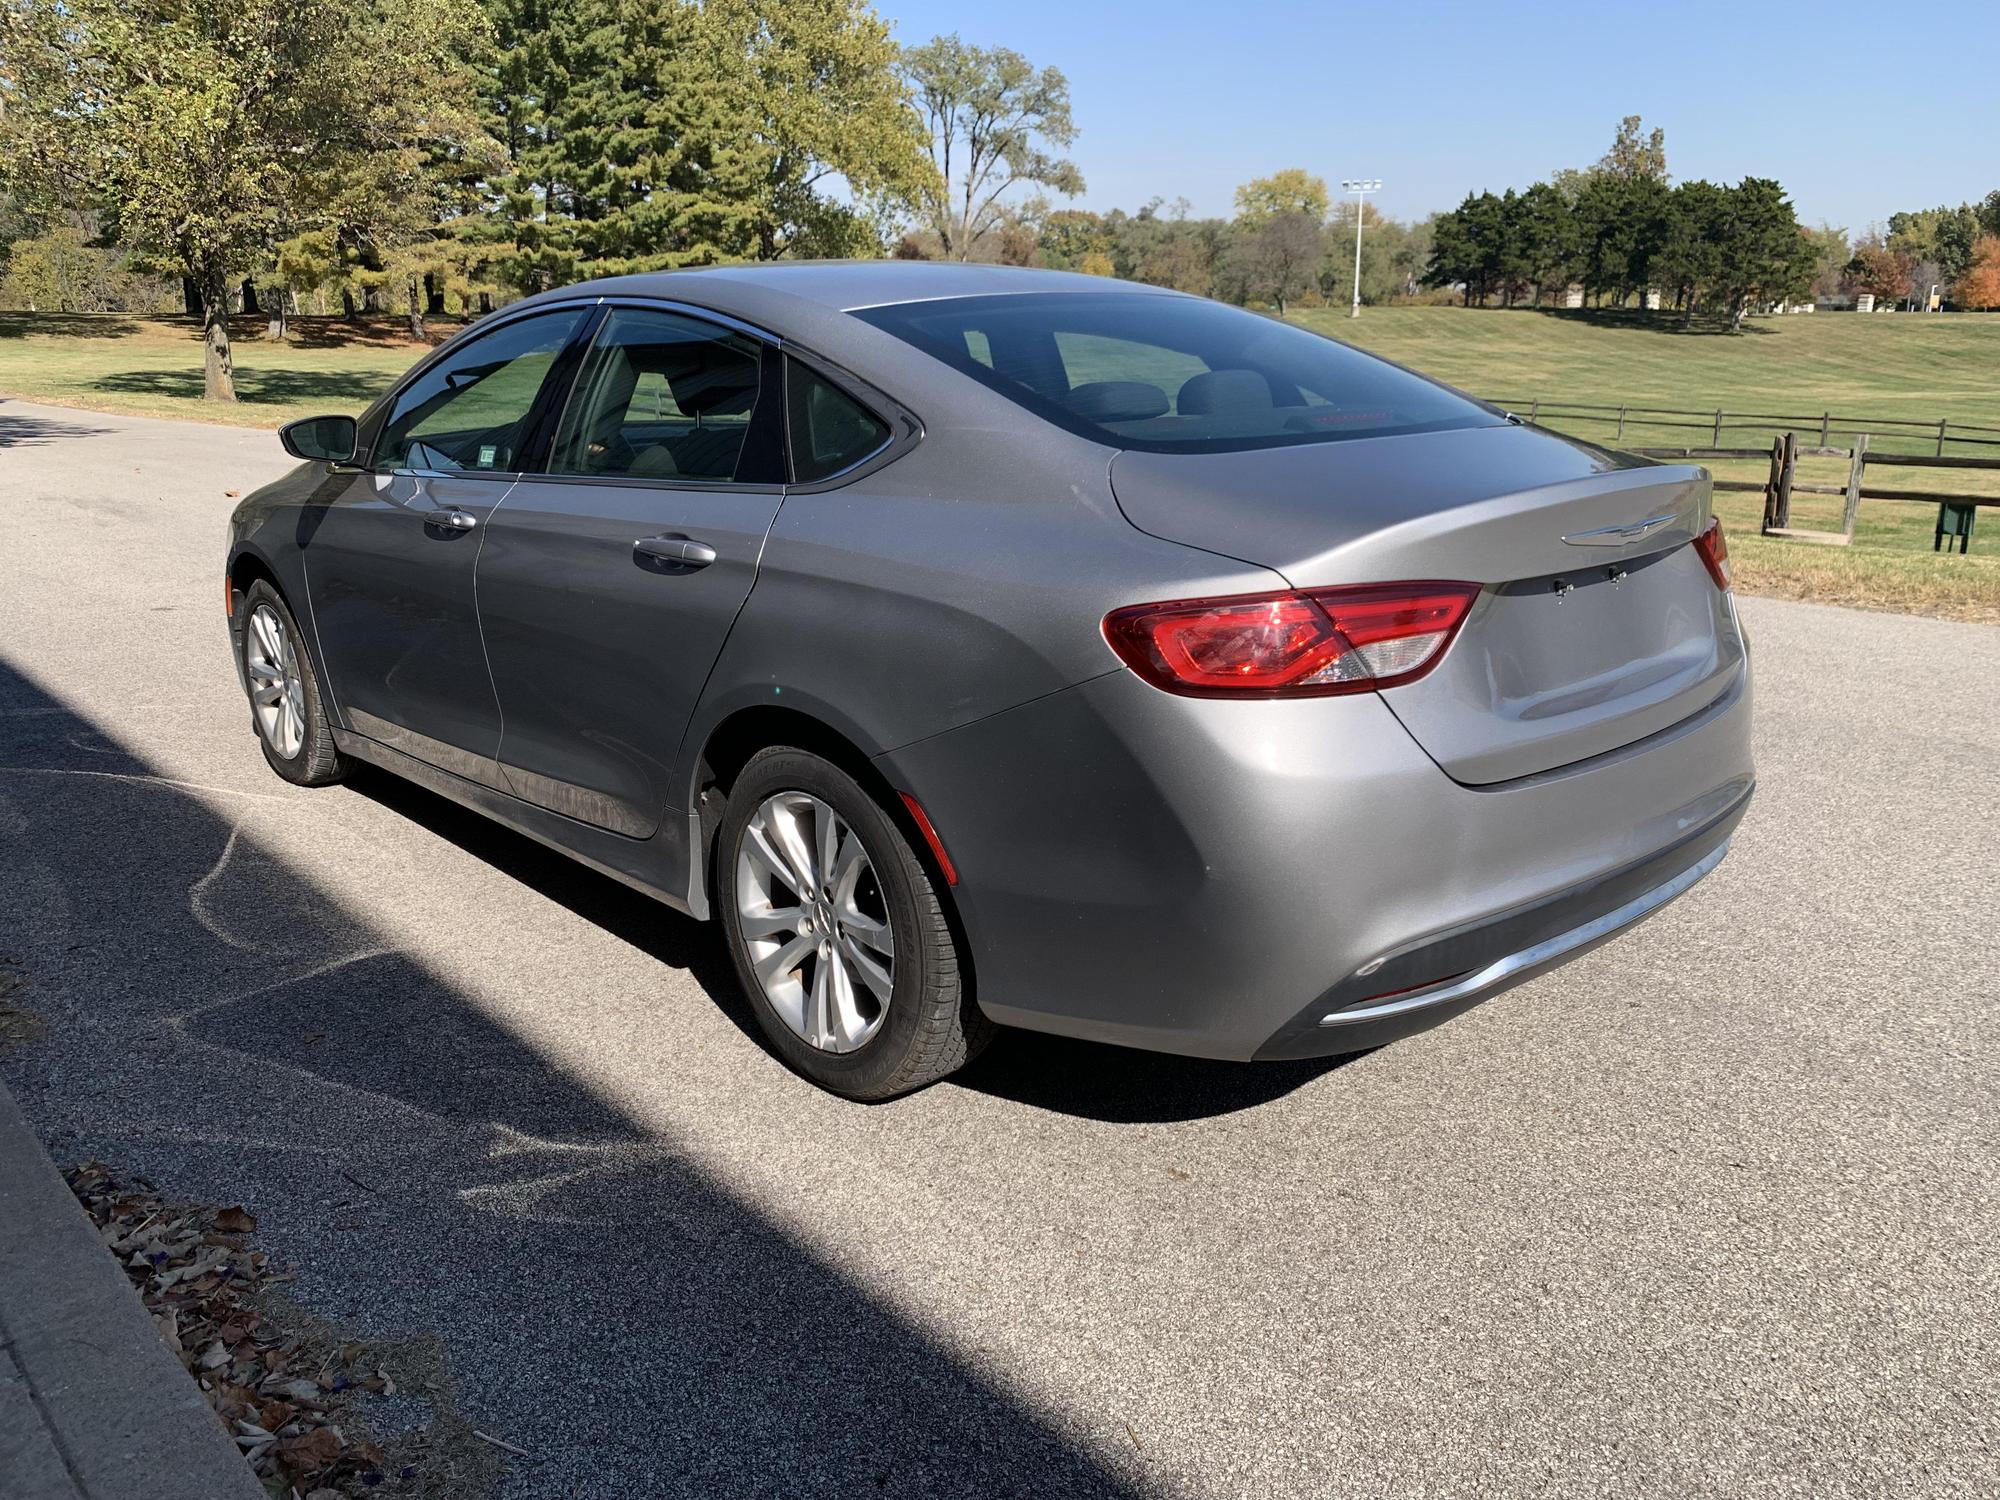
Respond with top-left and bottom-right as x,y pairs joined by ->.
374,309 -> 588,473
786,359 -> 891,482
854,292 -> 1495,454
551,308 -> 764,482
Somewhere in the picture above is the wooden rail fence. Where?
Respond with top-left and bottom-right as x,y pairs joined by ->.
1621,436 -> 1998,547
1493,397 -> 2000,457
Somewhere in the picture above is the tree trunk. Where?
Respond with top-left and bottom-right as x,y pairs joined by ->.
200,272 -> 238,403
341,287 -> 358,321
478,291 -> 493,316
425,273 -> 445,315
265,295 -> 287,341
181,277 -> 202,318
240,279 -> 259,316
406,276 -> 427,342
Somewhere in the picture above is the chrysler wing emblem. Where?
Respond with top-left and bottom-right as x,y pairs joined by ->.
1561,510 -> 1680,547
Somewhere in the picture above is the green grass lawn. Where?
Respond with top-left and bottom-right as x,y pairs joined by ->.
4,303 -> 1997,619
1296,305 -> 2000,621
0,311 -> 456,428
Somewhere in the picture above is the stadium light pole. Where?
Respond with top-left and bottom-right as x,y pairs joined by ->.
1341,178 -> 1381,318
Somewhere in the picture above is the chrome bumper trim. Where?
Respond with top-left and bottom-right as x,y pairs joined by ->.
1318,840 -> 1731,1027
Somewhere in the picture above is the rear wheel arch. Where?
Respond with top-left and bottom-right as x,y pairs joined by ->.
690,707 -> 971,965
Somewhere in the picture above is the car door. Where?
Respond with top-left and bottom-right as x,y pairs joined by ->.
299,306 -> 593,787
472,304 -> 791,836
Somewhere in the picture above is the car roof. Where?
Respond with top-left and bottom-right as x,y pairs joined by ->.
541,261 -> 1180,314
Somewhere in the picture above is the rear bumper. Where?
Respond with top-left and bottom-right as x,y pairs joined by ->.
1251,792 -> 1744,1059
878,654 -> 1754,1063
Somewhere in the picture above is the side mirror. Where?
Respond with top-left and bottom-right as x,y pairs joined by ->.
280,414 -> 358,464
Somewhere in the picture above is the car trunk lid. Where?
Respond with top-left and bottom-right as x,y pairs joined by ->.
1108,422 -> 1746,785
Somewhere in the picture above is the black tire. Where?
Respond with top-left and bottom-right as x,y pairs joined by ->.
236,579 -> 346,787
718,747 -> 992,1100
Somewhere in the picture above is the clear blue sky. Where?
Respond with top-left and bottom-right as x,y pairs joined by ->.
877,0 -> 1999,234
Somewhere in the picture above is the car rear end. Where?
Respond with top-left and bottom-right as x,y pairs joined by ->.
858,289 -> 1753,1060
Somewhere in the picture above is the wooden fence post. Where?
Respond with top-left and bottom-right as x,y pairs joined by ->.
1937,419 -> 1949,456
1528,398 -> 1539,424
1616,405 -> 1627,440
1842,433 -> 1869,538
1774,431 -> 1796,528
1713,409 -> 1724,446
1761,435 -> 1785,533
1820,412 -> 1830,446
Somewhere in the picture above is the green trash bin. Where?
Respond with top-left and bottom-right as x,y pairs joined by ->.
1935,502 -> 1977,555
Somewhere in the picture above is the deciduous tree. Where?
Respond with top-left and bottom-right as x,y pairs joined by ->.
902,34 -> 1082,261
1956,235 -> 2000,310
1233,169 -> 1329,227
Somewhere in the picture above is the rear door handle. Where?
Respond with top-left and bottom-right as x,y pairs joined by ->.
427,508 -> 478,532
634,535 -> 718,568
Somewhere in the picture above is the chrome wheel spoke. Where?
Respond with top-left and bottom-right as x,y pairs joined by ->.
735,790 -> 894,1055
247,604 -> 307,759
743,821 -> 803,899
827,949 -> 870,1049
769,800 -> 820,894
753,930 -> 815,990
805,947 -> 832,1049
840,932 -> 894,1004
739,904 -> 803,941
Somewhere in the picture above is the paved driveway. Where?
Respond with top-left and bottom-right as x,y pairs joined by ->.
2,396 -> 1996,1498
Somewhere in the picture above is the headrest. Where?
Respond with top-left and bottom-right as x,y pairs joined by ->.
663,351 -> 759,418
1178,369 -> 1274,415
1064,381 -> 1170,423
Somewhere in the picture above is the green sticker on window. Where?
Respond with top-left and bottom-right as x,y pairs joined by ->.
478,444 -> 497,468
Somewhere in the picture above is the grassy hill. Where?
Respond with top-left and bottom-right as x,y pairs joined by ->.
1296,304 -> 2000,438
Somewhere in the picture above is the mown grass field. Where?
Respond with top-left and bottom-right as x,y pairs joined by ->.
1300,306 -> 2000,621
3,304 -> 1997,619
0,312 -> 455,427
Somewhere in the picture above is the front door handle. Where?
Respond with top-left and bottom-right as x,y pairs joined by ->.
427,508 -> 478,532
634,535 -> 718,568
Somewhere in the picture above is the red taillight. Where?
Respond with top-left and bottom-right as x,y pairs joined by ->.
224,576 -> 234,617
1103,582 -> 1480,698
1693,518 -> 1731,591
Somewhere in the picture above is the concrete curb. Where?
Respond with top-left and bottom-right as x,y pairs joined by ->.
0,1082 -> 265,1500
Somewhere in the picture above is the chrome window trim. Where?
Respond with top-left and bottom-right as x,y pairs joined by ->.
364,297 -> 604,475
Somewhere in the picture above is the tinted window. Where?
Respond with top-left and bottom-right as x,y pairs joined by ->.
855,292 -> 1496,453
374,309 -> 587,473
787,360 -> 891,482
551,308 -> 763,482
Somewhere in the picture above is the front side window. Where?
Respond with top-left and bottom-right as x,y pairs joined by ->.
854,292 -> 1496,453
550,308 -> 764,482
786,359 -> 891,482
374,309 -> 588,473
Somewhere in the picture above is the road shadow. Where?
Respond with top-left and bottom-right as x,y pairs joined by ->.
348,764 -> 1340,1123
0,404 -> 112,448
952,1032 -> 1354,1124
0,656 -> 1153,1500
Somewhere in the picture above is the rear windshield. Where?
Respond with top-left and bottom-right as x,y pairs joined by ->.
853,292 -> 1497,453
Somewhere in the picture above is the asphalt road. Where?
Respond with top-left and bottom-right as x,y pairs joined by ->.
2,395 -> 1996,1499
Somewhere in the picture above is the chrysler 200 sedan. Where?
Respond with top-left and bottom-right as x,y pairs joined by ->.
225,263 -> 1752,1099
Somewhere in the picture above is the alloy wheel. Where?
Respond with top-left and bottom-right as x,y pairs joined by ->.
244,603 -> 306,760
735,791 -> 896,1053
